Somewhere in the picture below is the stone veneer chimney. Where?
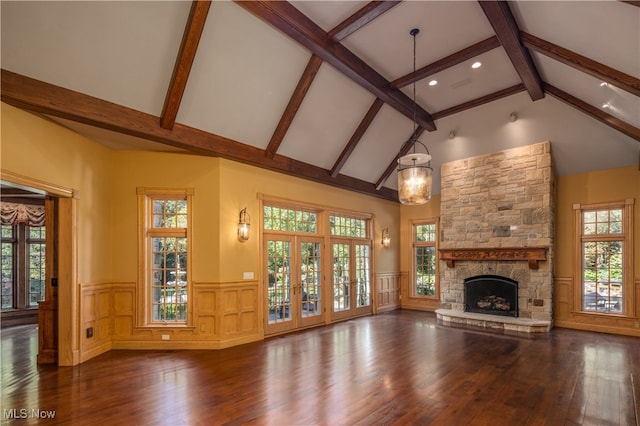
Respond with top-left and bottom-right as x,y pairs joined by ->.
439,142 -> 555,322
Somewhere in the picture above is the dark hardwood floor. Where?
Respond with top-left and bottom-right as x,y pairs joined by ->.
2,310 -> 639,425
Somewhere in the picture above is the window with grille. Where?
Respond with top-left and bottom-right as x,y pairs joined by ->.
576,201 -> 633,315
413,222 -> 437,297
330,215 -> 367,238
1,226 -> 15,310
138,189 -> 192,325
264,206 -> 317,233
27,226 -> 46,307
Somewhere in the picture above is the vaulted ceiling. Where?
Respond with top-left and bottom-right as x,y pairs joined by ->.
2,1 -> 639,202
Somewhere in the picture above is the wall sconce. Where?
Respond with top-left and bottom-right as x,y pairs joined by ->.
381,227 -> 391,248
238,208 -> 250,242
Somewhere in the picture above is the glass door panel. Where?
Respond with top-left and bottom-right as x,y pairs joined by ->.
332,243 -> 350,313
298,238 -> 324,328
266,238 -> 293,333
355,244 -> 371,309
300,241 -> 321,319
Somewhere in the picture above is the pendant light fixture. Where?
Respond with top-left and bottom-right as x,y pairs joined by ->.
397,28 -> 433,205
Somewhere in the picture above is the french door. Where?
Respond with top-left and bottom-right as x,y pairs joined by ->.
331,240 -> 372,321
265,235 -> 323,335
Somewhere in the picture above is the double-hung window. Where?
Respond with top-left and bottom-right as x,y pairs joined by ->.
138,188 -> 192,325
575,200 -> 633,315
413,221 -> 438,297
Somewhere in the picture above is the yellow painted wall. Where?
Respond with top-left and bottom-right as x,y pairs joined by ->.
109,151 -> 222,282
555,166 -> 640,276
1,103 -> 113,284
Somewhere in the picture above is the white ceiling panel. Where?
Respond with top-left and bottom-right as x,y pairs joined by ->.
534,54 -> 640,128
512,1 -> 639,78
1,1 -> 190,116
413,48 -> 522,112
341,104 -> 411,184
278,63 -> 375,169
291,1 -> 368,32
341,1 -> 496,80
177,2 -> 311,149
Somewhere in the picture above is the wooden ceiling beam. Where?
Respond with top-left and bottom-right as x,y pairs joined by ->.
160,1 -> 211,130
328,1 -> 401,41
331,98 -> 384,178
265,55 -> 323,159
235,0 -> 436,131
478,1 -> 544,101
391,36 -> 501,89
543,82 -> 640,142
375,126 -> 426,190
521,32 -> 640,97
433,84 -> 525,120
1,69 -> 398,201
266,2 -> 397,159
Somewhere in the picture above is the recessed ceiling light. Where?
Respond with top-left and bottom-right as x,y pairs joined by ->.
602,103 -> 611,109
471,61 -> 482,69
600,82 -> 608,87
428,80 -> 438,86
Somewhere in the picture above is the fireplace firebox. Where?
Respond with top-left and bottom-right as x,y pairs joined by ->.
464,275 -> 518,317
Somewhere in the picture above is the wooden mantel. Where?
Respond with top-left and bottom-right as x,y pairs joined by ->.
439,247 -> 548,270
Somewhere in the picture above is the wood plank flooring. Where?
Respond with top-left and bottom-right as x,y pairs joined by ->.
2,310 -> 639,425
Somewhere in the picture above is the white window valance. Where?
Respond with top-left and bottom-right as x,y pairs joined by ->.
0,202 -> 45,227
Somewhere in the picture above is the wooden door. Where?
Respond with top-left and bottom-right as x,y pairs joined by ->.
37,197 -> 57,364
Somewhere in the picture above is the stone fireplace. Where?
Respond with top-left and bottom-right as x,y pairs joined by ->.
435,142 -> 554,333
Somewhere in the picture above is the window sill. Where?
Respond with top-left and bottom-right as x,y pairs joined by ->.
135,325 -> 196,330
572,310 -> 636,320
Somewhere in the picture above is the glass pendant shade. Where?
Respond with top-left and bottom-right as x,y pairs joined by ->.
397,152 -> 433,205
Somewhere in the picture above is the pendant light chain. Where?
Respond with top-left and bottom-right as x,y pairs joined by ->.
411,28 -> 418,154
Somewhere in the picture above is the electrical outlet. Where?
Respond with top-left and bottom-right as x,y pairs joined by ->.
161,334 -> 170,340
86,327 -> 94,338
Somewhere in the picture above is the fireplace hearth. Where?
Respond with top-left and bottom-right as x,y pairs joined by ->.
464,275 -> 518,317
